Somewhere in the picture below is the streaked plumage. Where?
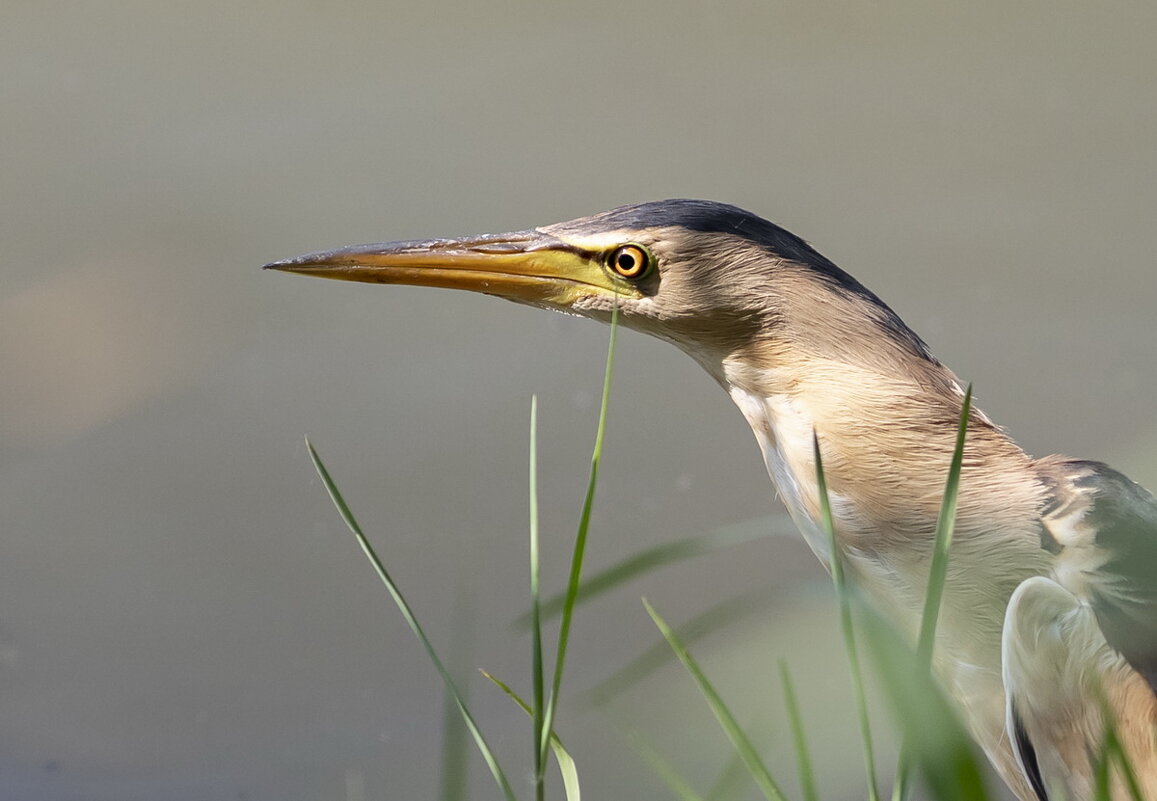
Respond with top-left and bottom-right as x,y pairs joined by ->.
267,199 -> 1157,800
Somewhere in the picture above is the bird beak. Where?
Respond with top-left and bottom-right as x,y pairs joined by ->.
264,230 -> 630,307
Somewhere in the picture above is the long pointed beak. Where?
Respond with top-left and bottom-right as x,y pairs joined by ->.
264,230 -> 630,307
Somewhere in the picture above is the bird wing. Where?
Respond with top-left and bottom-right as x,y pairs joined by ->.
1000,458 -> 1157,801
1002,576 -> 1102,801
1038,457 -> 1157,692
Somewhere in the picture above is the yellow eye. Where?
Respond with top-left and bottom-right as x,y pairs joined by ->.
608,244 -> 652,280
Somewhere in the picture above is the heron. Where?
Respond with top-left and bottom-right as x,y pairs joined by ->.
266,199 -> 1156,800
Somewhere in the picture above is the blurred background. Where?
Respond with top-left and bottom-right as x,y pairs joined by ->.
2,2 -> 1155,799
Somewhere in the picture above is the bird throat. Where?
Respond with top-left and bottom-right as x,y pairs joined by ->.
716,353 -> 893,563
714,353 -> 1000,618
724,378 -> 836,565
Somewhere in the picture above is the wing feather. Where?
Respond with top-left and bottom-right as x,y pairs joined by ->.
1039,458 -> 1157,694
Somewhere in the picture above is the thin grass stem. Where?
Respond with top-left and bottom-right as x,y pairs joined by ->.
779,660 -> 819,801
914,384 -> 972,673
529,395 -> 547,799
305,438 -> 517,801
894,385 -> 972,801
540,306 -> 619,773
625,729 -> 706,801
813,432 -> 880,801
645,599 -> 788,801
517,519 -> 777,627
482,671 -> 581,801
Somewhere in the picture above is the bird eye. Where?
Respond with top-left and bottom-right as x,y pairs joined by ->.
608,244 -> 652,280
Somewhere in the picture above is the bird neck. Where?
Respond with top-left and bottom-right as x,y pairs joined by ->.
698,333 -> 1053,792
710,344 -> 1041,570
715,346 -> 1050,719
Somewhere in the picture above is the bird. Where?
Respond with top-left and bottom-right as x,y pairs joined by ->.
266,199 -> 1157,801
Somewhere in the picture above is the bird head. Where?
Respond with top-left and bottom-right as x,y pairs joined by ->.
265,199 -> 932,380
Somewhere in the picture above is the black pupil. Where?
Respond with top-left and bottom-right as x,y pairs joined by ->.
618,251 -> 636,273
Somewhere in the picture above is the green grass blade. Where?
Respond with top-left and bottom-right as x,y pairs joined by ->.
889,766 -> 904,801
304,438 -> 517,801
625,729 -> 707,801
813,432 -> 880,801
858,603 -> 989,801
1095,700 -> 1145,801
439,687 -> 470,801
529,396 -> 547,795
516,516 -> 783,628
779,660 -> 818,801
483,671 -> 581,801
704,742 -> 762,801
644,599 -> 789,801
893,385 -> 972,801
1112,737 -> 1146,801
539,306 -> 620,770
914,384 -> 972,673
583,588 -> 782,706
1095,740 -> 1112,801
438,590 -> 475,801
